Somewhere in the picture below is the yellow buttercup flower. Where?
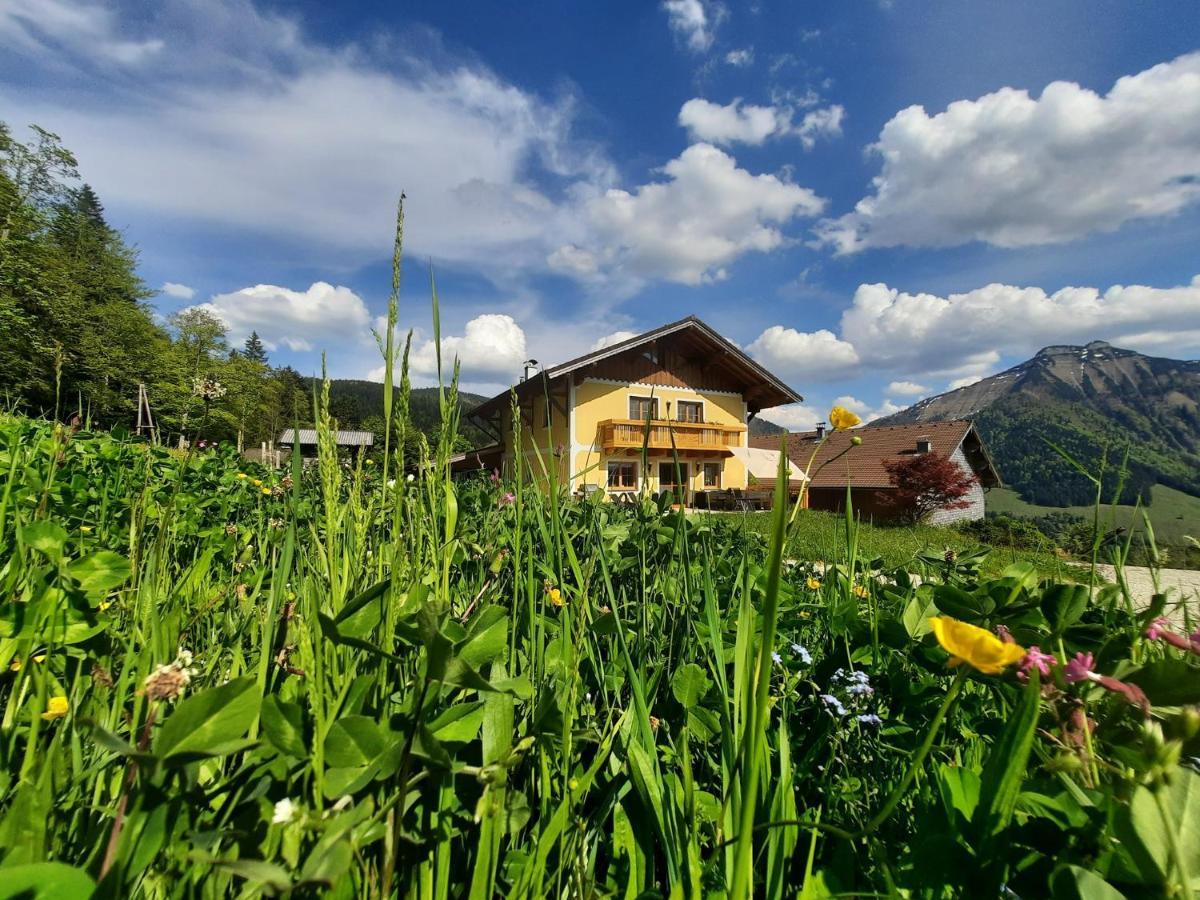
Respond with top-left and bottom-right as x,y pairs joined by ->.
829,406 -> 861,431
929,616 -> 1025,675
10,654 -> 47,672
548,588 -> 564,607
41,696 -> 69,720
806,576 -> 822,590
252,478 -> 263,487
853,584 -> 869,599
237,473 -> 248,480
261,488 -> 272,496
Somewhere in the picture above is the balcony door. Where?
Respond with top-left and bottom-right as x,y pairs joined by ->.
658,460 -> 689,505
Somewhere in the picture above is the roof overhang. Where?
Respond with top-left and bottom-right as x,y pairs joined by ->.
470,316 -> 802,423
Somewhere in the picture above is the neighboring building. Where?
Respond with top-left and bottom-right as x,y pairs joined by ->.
278,428 -> 375,458
464,317 -> 802,503
752,421 -> 1001,524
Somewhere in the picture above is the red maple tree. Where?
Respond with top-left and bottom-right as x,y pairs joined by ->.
882,452 -> 978,524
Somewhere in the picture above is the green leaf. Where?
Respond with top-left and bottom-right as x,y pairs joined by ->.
324,716 -> 388,768
902,592 -> 938,638
210,859 -> 292,892
20,522 -> 68,562
0,863 -> 95,899
1041,583 -> 1089,634
66,550 -> 131,596
427,702 -> 486,743
261,696 -> 308,759
671,663 -> 711,710
1050,865 -> 1128,899
973,674 -> 1039,846
1115,769 -> 1200,889
1125,659 -> 1200,706
154,676 -> 261,764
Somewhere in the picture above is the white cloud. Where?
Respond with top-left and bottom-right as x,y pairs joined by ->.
0,0 -> 164,65
885,380 -> 928,396
831,395 -> 900,424
724,48 -> 754,67
747,325 -> 859,382
840,277 -> 1200,376
759,403 -> 821,431
679,99 -> 782,146
753,274 -> 1200,408
161,281 -> 196,300
2,0 -> 616,280
948,374 -> 985,391
817,52 -> 1200,253
191,282 -> 370,352
678,98 -> 843,148
552,143 -> 825,287
662,0 -> 722,52
795,105 -> 844,150
407,314 -> 528,384
591,331 -> 639,351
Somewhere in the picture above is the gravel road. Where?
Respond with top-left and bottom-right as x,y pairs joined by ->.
1094,564 -> 1200,620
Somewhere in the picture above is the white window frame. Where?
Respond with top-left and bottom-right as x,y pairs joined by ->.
628,394 -> 659,422
676,399 -> 704,424
607,459 -> 639,491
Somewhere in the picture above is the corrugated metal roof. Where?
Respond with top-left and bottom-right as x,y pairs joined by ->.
750,421 -> 1000,488
278,428 -> 375,447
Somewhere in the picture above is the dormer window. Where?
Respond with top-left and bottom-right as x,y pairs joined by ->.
916,438 -> 932,453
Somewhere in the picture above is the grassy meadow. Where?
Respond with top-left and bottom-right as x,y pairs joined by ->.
2,370 -> 1199,897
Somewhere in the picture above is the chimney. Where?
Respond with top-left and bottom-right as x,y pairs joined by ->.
814,422 -> 826,439
916,437 -> 932,453
521,359 -> 539,382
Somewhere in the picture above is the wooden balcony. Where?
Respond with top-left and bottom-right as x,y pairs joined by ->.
597,418 -> 745,454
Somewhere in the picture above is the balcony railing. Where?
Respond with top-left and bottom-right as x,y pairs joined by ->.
597,418 -> 745,453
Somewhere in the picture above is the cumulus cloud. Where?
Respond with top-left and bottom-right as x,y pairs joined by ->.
751,275 -> 1200,402
591,331 -> 639,351
885,380 -> 928,396
551,143 -> 825,287
679,99 -> 782,146
678,98 -> 843,148
161,281 -> 196,300
662,0 -> 722,52
407,314 -> 528,384
191,282 -> 370,352
1,0 -> 616,279
747,326 -> 859,382
817,52 -> 1200,253
724,48 -> 753,67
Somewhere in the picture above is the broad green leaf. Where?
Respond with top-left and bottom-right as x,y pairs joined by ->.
671,663 -> 711,710
1050,865 -> 1128,899
154,676 -> 261,764
1116,769 -> 1200,889
211,859 -> 292,892
261,696 -> 308,759
902,592 -> 938,638
323,716 -> 388,768
1041,583 -> 1089,634
1125,659 -> 1200,706
427,702 -> 485,743
66,550 -> 131,596
20,521 -> 68,561
0,862 -> 95,899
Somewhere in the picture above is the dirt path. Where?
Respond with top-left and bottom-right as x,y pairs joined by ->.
1095,564 -> 1200,619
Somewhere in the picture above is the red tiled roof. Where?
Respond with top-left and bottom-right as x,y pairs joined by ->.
750,421 -> 1001,489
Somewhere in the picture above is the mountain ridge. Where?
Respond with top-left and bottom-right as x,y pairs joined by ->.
873,341 -> 1200,506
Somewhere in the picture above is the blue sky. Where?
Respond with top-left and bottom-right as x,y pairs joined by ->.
3,0 -> 1199,427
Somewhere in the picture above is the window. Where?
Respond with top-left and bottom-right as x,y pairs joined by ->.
629,395 -> 658,421
703,462 -> 721,488
607,460 -> 638,490
677,400 -> 703,423
658,461 -> 687,487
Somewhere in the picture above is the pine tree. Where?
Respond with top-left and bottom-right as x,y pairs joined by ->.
244,331 -> 268,364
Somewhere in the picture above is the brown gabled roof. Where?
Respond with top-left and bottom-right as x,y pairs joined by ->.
750,421 -> 1002,489
470,315 -> 802,422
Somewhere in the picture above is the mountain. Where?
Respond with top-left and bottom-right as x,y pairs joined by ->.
749,417 -> 787,438
874,341 -> 1200,506
314,379 -> 491,448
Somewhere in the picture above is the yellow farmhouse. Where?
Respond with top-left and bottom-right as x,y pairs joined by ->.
462,317 -> 803,503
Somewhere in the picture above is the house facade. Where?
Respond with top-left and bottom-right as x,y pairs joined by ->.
751,421 -> 1001,524
465,317 -> 802,502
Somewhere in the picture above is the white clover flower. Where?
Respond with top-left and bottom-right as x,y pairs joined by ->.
272,798 -> 299,824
